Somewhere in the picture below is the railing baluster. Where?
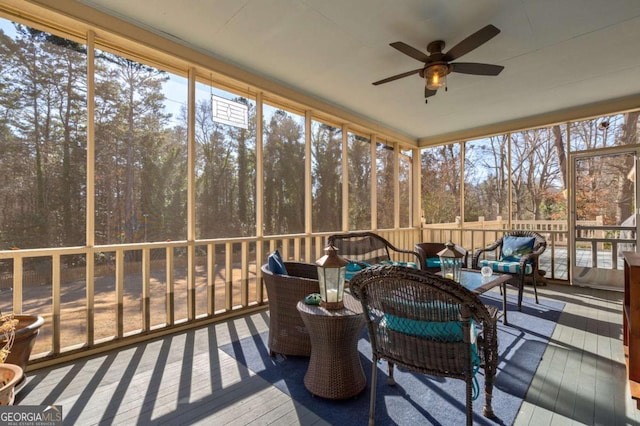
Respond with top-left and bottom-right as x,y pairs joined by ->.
225,241 -> 233,311
206,243 -> 214,317
241,241 -> 248,307
142,248 -> 151,331
52,254 -> 61,354
116,249 -> 124,338
13,257 -> 22,314
187,244 -> 196,320
86,253 -> 95,346
167,246 -> 175,325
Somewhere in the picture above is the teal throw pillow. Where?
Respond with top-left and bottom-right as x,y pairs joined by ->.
345,261 -> 370,280
267,250 -> 288,275
500,236 -> 535,262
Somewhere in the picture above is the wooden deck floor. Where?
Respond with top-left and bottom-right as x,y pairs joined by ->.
14,283 -> 640,425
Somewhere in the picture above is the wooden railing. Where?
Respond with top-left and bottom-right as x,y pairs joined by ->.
0,224 -> 572,369
424,216 -> 602,247
0,228 -> 421,369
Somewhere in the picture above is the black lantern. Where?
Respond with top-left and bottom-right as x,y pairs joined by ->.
437,241 -> 465,282
315,244 -> 349,310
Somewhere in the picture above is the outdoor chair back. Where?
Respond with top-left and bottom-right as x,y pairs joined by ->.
261,261 -> 319,357
350,265 -> 499,426
415,241 -> 469,271
327,232 -> 421,267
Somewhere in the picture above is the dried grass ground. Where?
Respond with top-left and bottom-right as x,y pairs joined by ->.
10,262 -> 259,357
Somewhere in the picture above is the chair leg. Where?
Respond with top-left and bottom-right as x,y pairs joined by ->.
532,274 -> 539,304
466,378 -> 473,426
369,358 -> 378,426
501,283 -> 509,325
482,379 -> 496,419
482,336 -> 497,419
517,279 -> 524,311
388,361 -> 396,386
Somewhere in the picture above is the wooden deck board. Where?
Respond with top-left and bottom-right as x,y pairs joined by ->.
13,283 -> 640,425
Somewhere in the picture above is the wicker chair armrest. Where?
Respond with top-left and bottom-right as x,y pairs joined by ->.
283,261 -> 319,280
472,240 -> 501,269
517,244 -> 546,271
531,243 -> 547,257
388,245 -> 422,261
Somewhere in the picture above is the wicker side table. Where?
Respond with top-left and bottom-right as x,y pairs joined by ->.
297,292 -> 366,399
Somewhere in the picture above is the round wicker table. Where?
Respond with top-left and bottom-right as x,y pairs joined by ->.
296,292 -> 366,399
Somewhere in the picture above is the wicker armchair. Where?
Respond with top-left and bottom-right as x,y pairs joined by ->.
472,230 -> 547,311
415,242 -> 469,271
261,261 -> 319,357
327,232 -> 421,267
350,265 -> 499,426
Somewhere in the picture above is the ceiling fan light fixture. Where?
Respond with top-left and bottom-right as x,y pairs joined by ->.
425,64 -> 449,90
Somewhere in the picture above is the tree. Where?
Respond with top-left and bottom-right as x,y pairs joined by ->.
263,109 -> 305,235
311,122 -> 341,232
464,136 -> 508,222
376,143 -> 395,229
348,134 -> 371,230
421,144 -> 460,223
511,128 -> 563,220
94,51 -> 183,246
0,24 -> 87,249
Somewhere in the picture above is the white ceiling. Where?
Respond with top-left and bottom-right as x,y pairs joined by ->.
80,0 -> 640,143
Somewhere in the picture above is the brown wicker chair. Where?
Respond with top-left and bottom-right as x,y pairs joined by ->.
327,232 -> 421,267
261,261 -> 319,357
350,265 -> 499,426
472,230 -> 546,311
415,242 -> 469,271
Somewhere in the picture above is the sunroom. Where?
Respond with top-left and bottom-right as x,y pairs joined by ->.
1,0 -> 640,424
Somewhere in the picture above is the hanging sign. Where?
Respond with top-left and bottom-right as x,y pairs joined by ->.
211,95 -> 248,129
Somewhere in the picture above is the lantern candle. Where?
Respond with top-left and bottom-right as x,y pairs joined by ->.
316,244 -> 348,309
437,241 -> 465,283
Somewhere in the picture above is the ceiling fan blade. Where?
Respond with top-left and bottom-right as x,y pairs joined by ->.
424,88 -> 437,98
443,24 -> 500,62
451,62 -> 504,75
372,68 -> 423,85
390,41 -> 430,63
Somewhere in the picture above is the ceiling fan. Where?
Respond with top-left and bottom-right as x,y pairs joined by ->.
372,24 -> 504,103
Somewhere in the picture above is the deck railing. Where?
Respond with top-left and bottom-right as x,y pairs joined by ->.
0,229 -> 422,368
1,225 -> 569,369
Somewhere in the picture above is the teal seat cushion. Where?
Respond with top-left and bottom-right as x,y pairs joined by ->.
500,236 -> 535,262
267,250 -> 288,275
479,259 -> 533,275
425,257 -> 441,268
